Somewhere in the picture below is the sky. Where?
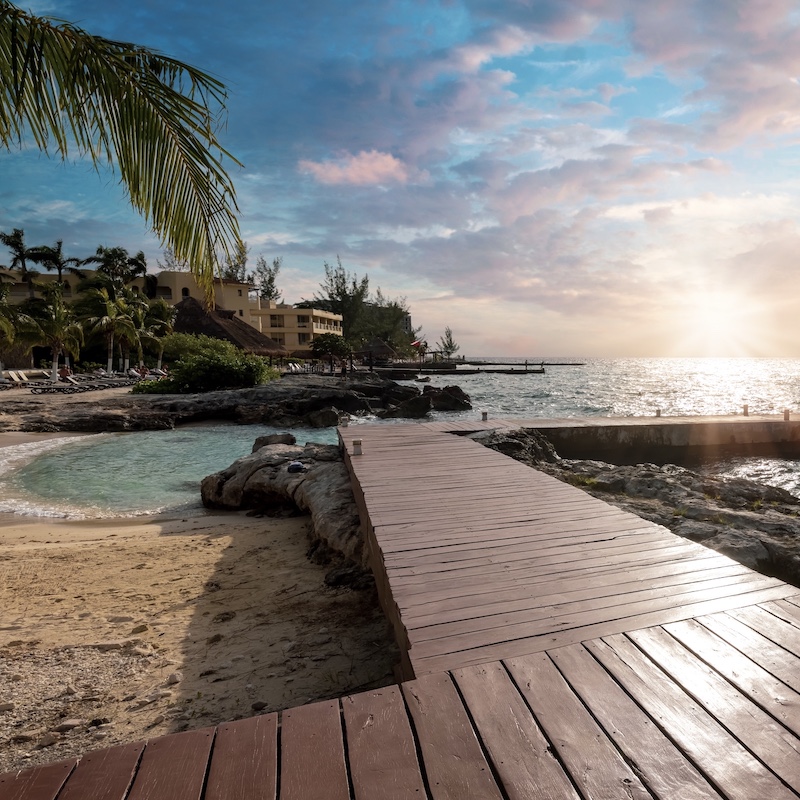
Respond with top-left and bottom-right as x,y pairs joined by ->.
3,1 -> 800,358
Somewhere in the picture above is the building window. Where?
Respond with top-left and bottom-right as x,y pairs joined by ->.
296,315 -> 309,328
239,309 -> 244,316
270,315 -> 281,328
181,287 -> 190,298
238,289 -> 242,296
157,287 -> 173,299
298,333 -> 310,344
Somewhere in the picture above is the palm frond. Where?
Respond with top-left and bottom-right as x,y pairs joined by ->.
0,2 -> 242,301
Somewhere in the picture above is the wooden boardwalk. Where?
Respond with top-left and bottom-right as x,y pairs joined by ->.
6,419 -> 800,799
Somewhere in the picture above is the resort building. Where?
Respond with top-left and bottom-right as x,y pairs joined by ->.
0,268 -> 344,357
249,302 -> 344,354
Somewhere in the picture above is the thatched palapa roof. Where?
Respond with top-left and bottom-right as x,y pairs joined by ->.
353,337 -> 397,358
174,297 -> 287,356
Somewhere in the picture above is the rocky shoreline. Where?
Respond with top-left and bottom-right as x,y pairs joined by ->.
0,373 -> 472,433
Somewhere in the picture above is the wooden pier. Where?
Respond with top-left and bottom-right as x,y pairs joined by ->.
5,419 -> 800,799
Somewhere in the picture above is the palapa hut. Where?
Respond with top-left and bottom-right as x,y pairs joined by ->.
353,337 -> 397,366
173,297 -> 288,359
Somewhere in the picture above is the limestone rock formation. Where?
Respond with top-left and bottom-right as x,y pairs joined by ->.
201,440 -> 365,567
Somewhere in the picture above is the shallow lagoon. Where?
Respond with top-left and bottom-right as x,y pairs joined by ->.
3,357 -> 800,515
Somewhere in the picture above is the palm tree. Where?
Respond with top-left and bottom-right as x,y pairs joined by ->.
143,299 -> 177,370
1,3 -> 241,300
19,284 -> 83,382
27,240 -> 85,283
74,286 -> 136,374
0,278 -> 17,376
0,228 -> 40,298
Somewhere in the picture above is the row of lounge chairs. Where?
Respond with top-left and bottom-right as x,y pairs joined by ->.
0,370 -> 139,394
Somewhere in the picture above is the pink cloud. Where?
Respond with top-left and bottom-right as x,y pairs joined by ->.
299,150 -> 411,186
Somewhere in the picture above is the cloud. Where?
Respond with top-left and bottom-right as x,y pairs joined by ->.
298,150 -> 412,186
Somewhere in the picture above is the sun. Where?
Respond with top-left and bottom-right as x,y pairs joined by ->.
674,287 -> 765,357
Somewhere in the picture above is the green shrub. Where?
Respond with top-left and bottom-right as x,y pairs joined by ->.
161,333 -> 240,362
133,350 -> 276,393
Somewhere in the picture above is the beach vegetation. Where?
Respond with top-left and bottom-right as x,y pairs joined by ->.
0,2 -> 241,301
253,256 -> 282,302
73,286 -> 138,374
132,350 -> 274,393
17,283 -> 83,381
0,228 -> 39,298
299,257 -> 420,355
436,326 -> 460,360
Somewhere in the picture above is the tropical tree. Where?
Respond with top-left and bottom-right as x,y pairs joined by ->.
436,326 -> 460,360
73,286 -> 136,374
252,255 -> 282,302
19,284 -> 83,381
27,239 -> 85,283
0,227 -> 39,297
0,277 -> 18,375
0,3 -> 241,300
220,239 -> 250,282
300,257 -> 370,341
84,246 -> 152,293
143,299 -> 177,370
310,332 -> 351,373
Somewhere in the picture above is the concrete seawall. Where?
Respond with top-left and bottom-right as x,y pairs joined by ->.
508,415 -> 800,464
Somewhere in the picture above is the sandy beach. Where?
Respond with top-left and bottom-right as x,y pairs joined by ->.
0,432 -> 398,773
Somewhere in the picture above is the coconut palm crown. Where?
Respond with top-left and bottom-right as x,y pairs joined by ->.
0,2 -> 242,301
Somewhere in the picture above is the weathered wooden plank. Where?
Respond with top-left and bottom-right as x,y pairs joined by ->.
409,573 -> 787,659
696,611 -> 800,693
126,727 -> 214,800
726,604 -> 800,656
402,672 -> 504,799
57,743 -> 145,800
393,547 -> 723,607
413,582 -> 800,675
406,571 -> 770,647
452,662 -> 580,800
587,634 -> 798,800
205,714 -> 277,800
402,560 -> 747,626
342,686 -> 426,799
629,626 -> 800,786
664,618 -> 800,737
547,642 -> 723,800
280,700 -> 349,800
0,759 -> 76,800
505,651 -> 653,799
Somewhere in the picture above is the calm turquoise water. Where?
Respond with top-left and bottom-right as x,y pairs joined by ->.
0,425 -> 337,519
2,357 -> 800,516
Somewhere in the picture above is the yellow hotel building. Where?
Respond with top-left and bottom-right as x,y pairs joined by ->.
2,269 -> 344,357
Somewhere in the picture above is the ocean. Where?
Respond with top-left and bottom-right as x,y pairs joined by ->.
1,357 -> 799,517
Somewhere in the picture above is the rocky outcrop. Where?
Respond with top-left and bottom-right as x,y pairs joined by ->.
201,436 -> 366,568
377,384 -> 473,419
7,374 -> 472,433
474,427 -> 800,587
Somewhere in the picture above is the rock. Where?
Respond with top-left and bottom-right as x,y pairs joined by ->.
253,433 -> 296,451
251,700 -> 269,711
130,624 -> 148,634
422,385 -> 472,411
305,407 -> 341,428
53,719 -> 84,733
202,442 -> 366,565
107,615 -> 134,623
37,732 -> 61,748
164,672 -> 182,686
0,701 -> 14,712
378,394 -> 433,419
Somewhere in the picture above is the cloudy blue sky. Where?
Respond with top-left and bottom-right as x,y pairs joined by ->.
4,0 -> 800,357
